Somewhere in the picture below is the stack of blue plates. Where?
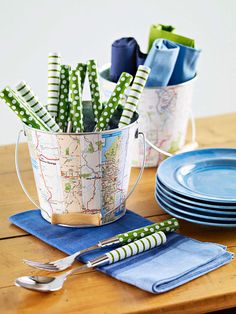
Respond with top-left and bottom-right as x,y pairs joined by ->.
155,148 -> 236,227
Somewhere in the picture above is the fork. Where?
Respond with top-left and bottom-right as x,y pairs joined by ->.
24,217 -> 179,271
17,231 -> 167,292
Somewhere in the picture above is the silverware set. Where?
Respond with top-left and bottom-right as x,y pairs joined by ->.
15,218 -> 179,292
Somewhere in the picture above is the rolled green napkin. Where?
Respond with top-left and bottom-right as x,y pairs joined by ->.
148,23 -> 195,52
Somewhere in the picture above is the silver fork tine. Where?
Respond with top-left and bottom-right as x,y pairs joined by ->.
23,262 -> 58,268
23,259 -> 57,266
23,260 -> 59,270
24,260 -> 65,268
24,262 -> 57,269
25,264 -> 59,271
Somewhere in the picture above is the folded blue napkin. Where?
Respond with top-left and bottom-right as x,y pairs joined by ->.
168,43 -> 201,85
110,37 -> 147,82
144,39 -> 180,87
10,209 -> 233,294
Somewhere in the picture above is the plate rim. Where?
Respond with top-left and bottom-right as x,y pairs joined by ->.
156,188 -> 236,220
156,181 -> 236,213
155,193 -> 236,227
156,176 -> 236,208
157,148 -> 236,203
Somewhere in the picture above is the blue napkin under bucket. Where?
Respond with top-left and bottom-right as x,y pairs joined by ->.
10,209 -> 233,294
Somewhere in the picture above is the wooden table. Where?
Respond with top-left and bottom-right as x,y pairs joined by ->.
1,113 -> 236,314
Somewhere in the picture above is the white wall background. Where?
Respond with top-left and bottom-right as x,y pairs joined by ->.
0,0 -> 235,145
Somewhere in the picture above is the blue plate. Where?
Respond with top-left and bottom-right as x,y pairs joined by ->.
156,186 -> 236,218
156,179 -> 236,211
155,193 -> 236,227
157,148 -> 236,203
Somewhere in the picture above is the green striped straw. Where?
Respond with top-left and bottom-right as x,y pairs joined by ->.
47,52 -> 61,119
57,65 -> 70,131
87,59 -> 103,122
69,69 -> 84,132
16,81 -> 61,132
95,72 -> 133,131
119,65 -> 150,128
76,63 -> 87,92
0,87 -> 50,131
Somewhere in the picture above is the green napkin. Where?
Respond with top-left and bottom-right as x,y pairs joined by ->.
148,24 -> 195,51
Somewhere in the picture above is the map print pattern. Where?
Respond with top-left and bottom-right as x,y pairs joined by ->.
26,123 -> 136,225
100,77 -> 194,168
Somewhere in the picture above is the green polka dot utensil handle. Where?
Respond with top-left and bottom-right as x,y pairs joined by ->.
0,86 -> 50,131
87,59 -> 103,122
76,63 -> 87,92
16,81 -> 61,132
116,218 -> 179,245
69,69 -> 84,132
105,231 -> 166,264
95,72 -> 133,131
57,65 -> 70,130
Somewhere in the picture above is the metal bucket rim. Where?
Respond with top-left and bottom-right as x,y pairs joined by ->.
99,63 -> 197,89
23,111 -> 139,136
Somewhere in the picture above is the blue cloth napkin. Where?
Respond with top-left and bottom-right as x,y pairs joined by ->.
144,39 -> 180,87
10,209 -> 233,294
110,37 -> 147,82
168,43 -> 201,85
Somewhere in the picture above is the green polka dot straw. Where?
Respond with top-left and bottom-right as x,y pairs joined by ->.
95,72 -> 133,131
57,65 -> 70,131
47,52 -> 61,119
119,65 -> 150,128
87,60 -> 103,122
69,69 -> 84,132
76,63 -> 87,92
16,81 -> 61,132
0,87 -> 50,131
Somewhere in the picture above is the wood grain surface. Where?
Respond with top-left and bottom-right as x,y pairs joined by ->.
1,113 -> 236,314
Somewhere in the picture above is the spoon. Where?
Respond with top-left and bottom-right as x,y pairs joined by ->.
23,218 -> 178,272
15,231 -> 166,292
15,264 -> 89,292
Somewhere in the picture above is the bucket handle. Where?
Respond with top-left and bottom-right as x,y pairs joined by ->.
15,129 -> 146,223
15,129 -> 52,220
144,110 -> 198,157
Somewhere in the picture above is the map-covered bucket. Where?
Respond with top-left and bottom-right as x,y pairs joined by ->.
16,104 -> 144,227
100,64 -> 196,167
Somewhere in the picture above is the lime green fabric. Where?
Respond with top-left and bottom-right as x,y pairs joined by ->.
148,24 -> 195,52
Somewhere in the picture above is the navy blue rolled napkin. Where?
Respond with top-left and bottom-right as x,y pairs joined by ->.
144,39 -> 180,87
10,209 -> 233,294
110,37 -> 147,82
168,43 -> 201,85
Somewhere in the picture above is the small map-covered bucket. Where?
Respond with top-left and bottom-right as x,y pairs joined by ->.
16,102 -> 142,227
100,64 -> 196,167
